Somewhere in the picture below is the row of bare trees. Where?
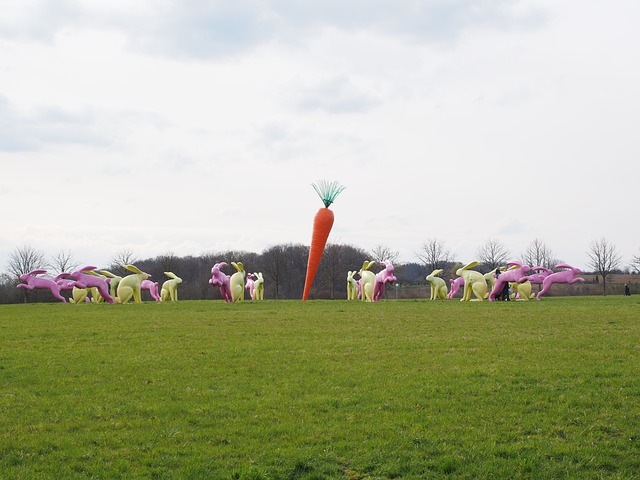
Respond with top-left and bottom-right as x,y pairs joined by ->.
1,237 -> 635,303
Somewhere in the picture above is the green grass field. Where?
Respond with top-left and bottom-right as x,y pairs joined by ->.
1,297 -> 639,479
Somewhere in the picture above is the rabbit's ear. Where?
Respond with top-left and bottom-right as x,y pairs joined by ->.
431,269 -> 443,276
164,272 -> 177,279
29,269 -> 48,276
506,261 -> 522,268
231,262 -> 244,272
361,260 -> 376,271
80,266 -> 97,273
555,263 -> 572,270
461,261 -> 479,271
125,265 -> 143,274
100,270 -> 116,278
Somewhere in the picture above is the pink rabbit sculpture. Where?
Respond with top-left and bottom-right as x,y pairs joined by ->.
61,266 -> 115,304
489,261 -> 531,301
55,275 -> 77,292
518,267 -> 552,285
17,270 -> 68,303
373,261 -> 397,302
209,262 -> 232,303
55,274 -> 98,304
55,274 -> 86,303
447,277 -> 464,300
536,264 -> 585,300
141,279 -> 161,302
245,273 -> 256,300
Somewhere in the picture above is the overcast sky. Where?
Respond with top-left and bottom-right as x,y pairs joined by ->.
1,0 -> 639,273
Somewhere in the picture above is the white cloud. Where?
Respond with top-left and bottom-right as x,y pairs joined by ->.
0,1 -> 547,56
295,75 -> 381,114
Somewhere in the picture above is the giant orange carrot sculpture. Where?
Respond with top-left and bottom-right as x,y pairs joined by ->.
302,180 -> 346,300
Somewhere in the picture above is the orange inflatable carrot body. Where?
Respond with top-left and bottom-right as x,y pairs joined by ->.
302,180 -> 345,300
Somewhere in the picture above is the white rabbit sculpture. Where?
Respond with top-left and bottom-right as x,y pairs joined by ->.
358,261 -> 376,302
346,270 -> 359,300
116,265 -> 151,304
161,272 -> 182,302
455,261 -> 487,302
483,267 -> 504,293
230,262 -> 246,302
426,269 -> 448,300
100,270 -> 123,299
253,272 -> 264,300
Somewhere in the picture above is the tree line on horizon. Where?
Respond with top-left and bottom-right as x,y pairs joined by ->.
1,238 -> 636,304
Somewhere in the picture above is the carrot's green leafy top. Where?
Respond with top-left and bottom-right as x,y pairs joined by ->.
312,180 -> 346,208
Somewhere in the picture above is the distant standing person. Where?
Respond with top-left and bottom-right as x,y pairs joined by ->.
502,281 -> 511,301
624,283 -> 631,296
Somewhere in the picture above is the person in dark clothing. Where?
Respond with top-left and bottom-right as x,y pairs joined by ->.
501,280 -> 511,301
624,283 -> 631,296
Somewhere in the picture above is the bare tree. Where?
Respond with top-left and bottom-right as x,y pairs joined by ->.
0,272 -> 18,303
157,251 -> 180,273
284,244 -> 309,299
587,238 -> 622,295
315,243 -> 371,298
369,245 -> 399,264
476,239 -> 510,271
261,244 -> 311,299
631,249 -> 640,274
7,245 -> 48,303
50,250 -> 78,275
416,239 -> 454,273
109,249 -> 138,275
521,239 -> 557,269
6,245 -> 48,279
261,244 -> 286,299
197,251 -> 219,299
318,243 -> 345,299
